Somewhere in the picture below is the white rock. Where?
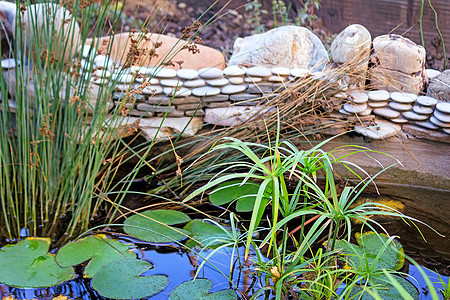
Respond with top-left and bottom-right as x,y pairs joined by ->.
150,67 -> 177,78
338,108 -> 352,115
192,86 -> 221,97
434,110 -> 450,123
94,55 -> 115,69
349,92 -> 368,104
358,108 -> 372,116
160,79 -> 184,87
389,102 -> 413,111
430,116 -> 450,128
330,24 -> 371,64
354,120 -> 401,139
130,66 -> 153,75
290,68 -> 310,78
93,69 -> 111,78
416,95 -> 438,107
136,77 -> 159,85
1,58 -> 16,69
368,90 -> 389,101
204,106 -> 271,127
368,101 -> 388,108
142,85 -> 163,95
184,79 -> 206,88
206,78 -> 229,87
373,108 -> 400,119
138,117 -> 203,140
92,77 -> 108,85
198,67 -> 223,79
412,105 -> 433,115
343,103 -> 367,113
79,45 -> 97,60
403,111 -> 429,121
223,65 -> 246,76
425,69 -> 441,80
390,117 -> 409,124
268,75 -> 286,82
228,25 -> 329,71
221,84 -> 246,95
177,69 -> 199,80
390,92 -> 417,103
271,67 -> 291,76
244,77 -> 263,83
415,120 -> 439,130
246,66 -> 272,77
436,102 -> 450,114
80,59 -> 93,71
163,86 -> 191,97
228,77 -> 244,84
112,73 -> 134,84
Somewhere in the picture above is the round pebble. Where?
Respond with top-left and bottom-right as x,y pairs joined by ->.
358,108 -> 372,116
373,108 -> 401,119
389,102 -> 413,111
368,90 -> 389,101
223,65 -> 246,76
80,59 -> 93,71
142,85 -> 163,95
152,67 -> 177,78
79,45 -> 97,59
354,120 -> 401,139
443,128 -> 450,135
198,67 -> 223,79
1,58 -> 16,69
390,92 -> 417,103
221,84 -> 246,95
430,116 -> 450,128
246,66 -> 271,77
433,110 -> 450,123
192,86 -> 221,97
412,105 -> 433,115
268,75 -> 286,82
271,67 -> 290,76
93,69 -> 111,78
115,84 -> 132,92
177,69 -> 199,80
290,68 -> 310,78
163,87 -> 191,97
112,73 -> 134,84
368,101 -> 388,108
206,78 -> 229,87
244,77 -> 263,83
136,77 -> 159,85
130,66 -> 153,75
349,92 -> 369,104
436,102 -> 450,114
183,79 -> 206,88
415,121 -> 439,130
92,77 -> 108,85
228,77 -> 244,84
390,117 -> 409,124
160,79 -> 184,87
403,111 -> 429,121
338,108 -> 351,115
343,103 -> 367,113
425,69 -> 441,79
416,96 -> 438,107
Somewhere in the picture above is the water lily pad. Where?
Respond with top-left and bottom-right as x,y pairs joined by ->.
332,232 -> 404,270
169,278 -> 236,300
348,275 -> 419,299
183,219 -> 230,249
124,210 -> 191,243
209,180 -> 260,212
92,258 -> 168,299
56,235 -> 136,277
0,238 -> 74,288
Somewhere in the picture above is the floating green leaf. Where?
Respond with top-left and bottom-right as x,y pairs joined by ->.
209,180 -> 267,212
183,219 -> 231,249
169,278 -> 236,300
348,275 -> 419,300
124,209 -> 191,243
56,234 -> 136,277
0,238 -> 74,288
333,232 -> 404,270
92,258 -> 168,299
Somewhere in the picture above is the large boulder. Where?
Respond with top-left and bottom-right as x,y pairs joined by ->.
86,32 -> 226,70
427,70 -> 450,102
227,25 -> 329,71
15,3 -> 81,63
370,34 -> 426,94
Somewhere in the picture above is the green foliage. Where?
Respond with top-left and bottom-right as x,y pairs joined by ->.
170,278 -> 236,300
183,219 -> 232,249
124,210 -> 191,243
56,234 -> 136,277
348,275 -> 419,300
91,258 -> 169,299
0,238 -> 74,288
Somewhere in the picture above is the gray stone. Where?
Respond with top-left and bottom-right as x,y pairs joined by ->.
425,69 -> 441,79
170,96 -> 202,105
403,124 -> 450,143
370,66 -> 424,95
389,102 -> 413,111
163,87 -> 191,97
112,73 -> 134,84
185,109 -> 205,117
427,70 -> 450,102
368,90 -> 389,101
184,79 -> 206,88
200,95 -> 229,102
412,105 -> 433,115
436,102 -> 450,114
160,79 -> 184,87
228,25 -> 329,71
128,109 -> 154,117
343,103 -> 367,113
390,117 -> 409,124
221,84 -> 246,94
138,117 -> 203,140
176,103 -> 203,110
191,86 -> 221,97
430,116 -> 450,128
230,94 -> 260,101
223,65 -> 246,76
142,86 -> 163,95
246,83 -> 272,94
349,92 -> 368,104
204,106 -> 271,126
368,101 -> 388,108
136,104 -> 174,113
330,24 -> 371,64
177,69 -> 199,80
373,108 -> 400,119
358,108 -> 372,116
244,76 -> 263,83
147,96 -> 172,105
434,110 -> 450,123
403,111 -> 429,121
390,92 -> 417,103
416,95 -> 438,107
354,120 -> 401,139
198,67 -> 223,79
206,78 -> 229,87
415,120 -> 439,130
165,110 -> 185,117
206,101 -> 232,108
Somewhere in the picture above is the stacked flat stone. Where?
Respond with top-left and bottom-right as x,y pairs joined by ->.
341,91 -> 371,116
431,103 -> 450,134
